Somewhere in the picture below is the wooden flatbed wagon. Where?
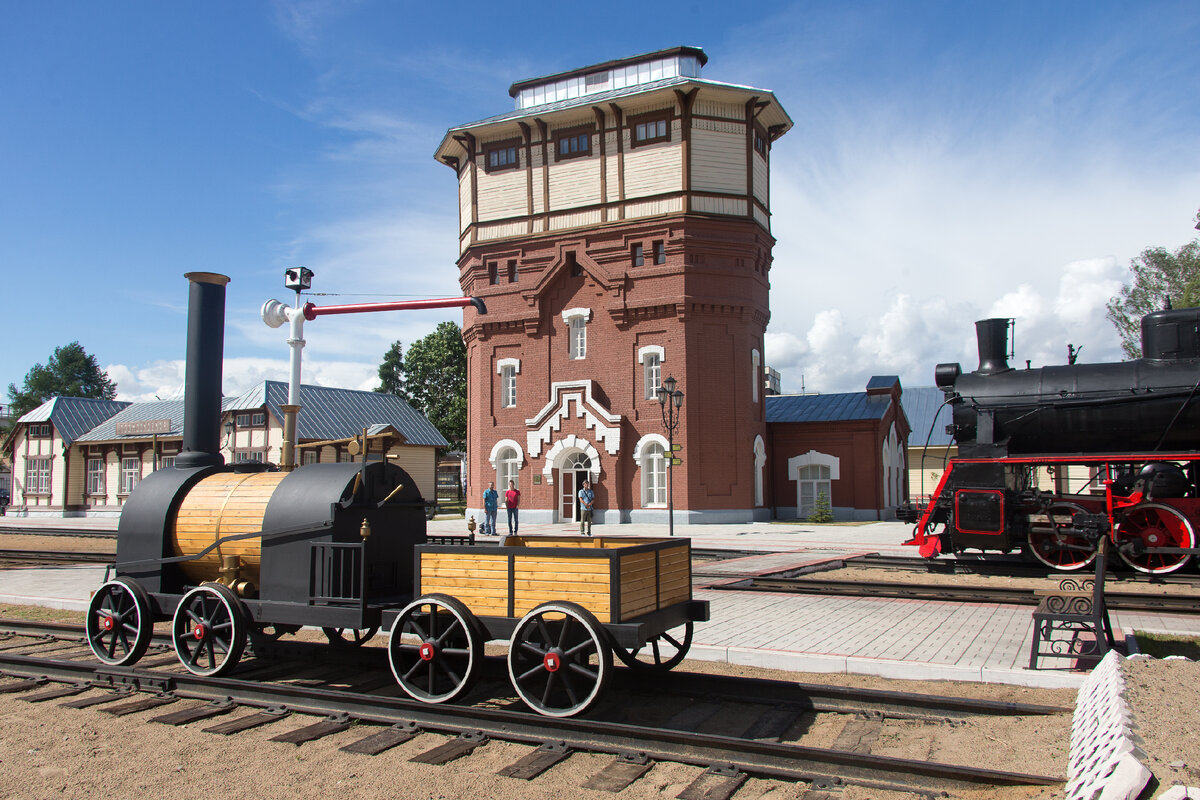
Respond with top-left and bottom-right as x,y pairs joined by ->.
382,535 -> 709,716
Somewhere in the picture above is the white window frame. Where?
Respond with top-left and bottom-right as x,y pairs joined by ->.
235,451 -> 266,463
86,458 -> 105,495
788,450 -> 840,519
638,345 -> 665,400
302,450 -> 319,465
633,433 -> 670,508
119,456 -> 141,495
562,308 -> 591,361
497,358 -> 520,409
158,455 -> 175,470
25,457 -> 51,495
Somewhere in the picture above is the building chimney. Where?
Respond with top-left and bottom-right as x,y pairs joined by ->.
175,272 -> 230,469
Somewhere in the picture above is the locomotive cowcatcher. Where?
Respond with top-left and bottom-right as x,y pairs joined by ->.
902,307 -> 1200,574
85,272 -> 707,717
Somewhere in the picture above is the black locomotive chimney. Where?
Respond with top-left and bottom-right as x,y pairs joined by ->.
975,318 -> 1012,375
176,272 -> 230,469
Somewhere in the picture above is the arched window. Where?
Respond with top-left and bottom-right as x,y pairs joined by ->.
638,345 -> 664,400
641,442 -> 667,507
562,308 -> 591,360
497,446 -> 520,491
751,348 -> 761,403
497,357 -> 520,409
753,435 -> 766,507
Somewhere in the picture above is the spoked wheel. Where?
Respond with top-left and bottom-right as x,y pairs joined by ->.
172,583 -> 248,676
388,594 -> 483,704
614,621 -> 693,672
1026,502 -> 1099,571
1115,502 -> 1195,574
323,627 -> 379,647
86,577 -> 154,666
507,602 -> 612,717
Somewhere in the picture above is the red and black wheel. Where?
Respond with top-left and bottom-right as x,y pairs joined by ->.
1115,502 -> 1195,574
507,601 -> 612,717
1026,502 -> 1099,571
388,594 -> 483,704
171,583 -> 248,676
86,577 -> 154,666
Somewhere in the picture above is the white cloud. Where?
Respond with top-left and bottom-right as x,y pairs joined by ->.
109,356 -> 378,404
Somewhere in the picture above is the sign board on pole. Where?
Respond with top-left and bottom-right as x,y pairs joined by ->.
670,457 -> 683,466
671,444 -> 682,451
115,419 -> 173,436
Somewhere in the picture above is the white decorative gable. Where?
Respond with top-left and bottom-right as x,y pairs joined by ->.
526,380 -> 622,458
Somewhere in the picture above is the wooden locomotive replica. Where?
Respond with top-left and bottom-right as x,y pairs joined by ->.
86,273 -> 707,717
903,308 -> 1200,574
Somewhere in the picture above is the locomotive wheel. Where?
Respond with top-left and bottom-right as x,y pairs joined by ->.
86,577 -> 154,666
613,621 -> 693,672
1115,502 -> 1195,574
388,594 -> 482,704
322,627 -> 379,647
172,583 -> 248,676
1026,502 -> 1099,571
507,601 -> 612,718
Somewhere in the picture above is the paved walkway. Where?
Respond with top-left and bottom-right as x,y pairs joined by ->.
3,517 -> 1197,689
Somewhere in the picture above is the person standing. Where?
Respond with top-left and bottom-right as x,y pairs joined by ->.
505,480 -> 521,535
577,479 -> 595,536
481,481 -> 499,536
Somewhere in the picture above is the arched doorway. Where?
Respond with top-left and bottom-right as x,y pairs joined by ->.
558,451 -> 593,522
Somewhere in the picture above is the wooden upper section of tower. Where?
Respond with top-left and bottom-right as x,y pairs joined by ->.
434,47 -> 793,254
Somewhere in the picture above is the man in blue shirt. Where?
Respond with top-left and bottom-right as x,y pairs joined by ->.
482,481 -> 499,536
578,480 -> 595,536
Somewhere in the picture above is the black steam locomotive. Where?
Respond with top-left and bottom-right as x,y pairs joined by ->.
904,307 -> 1200,574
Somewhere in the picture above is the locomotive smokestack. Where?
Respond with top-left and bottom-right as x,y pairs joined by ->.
975,318 -> 1012,375
176,272 -> 230,469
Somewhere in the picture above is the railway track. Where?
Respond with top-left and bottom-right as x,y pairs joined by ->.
0,619 -> 1067,797
844,553 -> 1200,585
716,575 -> 1200,613
0,549 -> 113,565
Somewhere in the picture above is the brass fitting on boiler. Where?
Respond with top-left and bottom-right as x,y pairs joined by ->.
360,518 -> 372,540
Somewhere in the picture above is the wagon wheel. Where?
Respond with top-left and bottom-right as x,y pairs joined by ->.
1114,502 -> 1195,574
322,626 -> 379,647
1026,502 -> 1099,571
172,583 -> 248,676
614,621 -> 693,672
86,577 -> 154,666
388,594 -> 483,704
507,602 -> 612,717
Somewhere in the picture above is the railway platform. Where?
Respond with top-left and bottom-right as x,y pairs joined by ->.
3,516 -> 1198,690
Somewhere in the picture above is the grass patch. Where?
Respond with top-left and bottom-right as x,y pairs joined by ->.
1133,631 -> 1200,660
0,603 -> 84,624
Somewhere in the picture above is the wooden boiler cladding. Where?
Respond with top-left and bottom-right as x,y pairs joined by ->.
170,471 -> 286,585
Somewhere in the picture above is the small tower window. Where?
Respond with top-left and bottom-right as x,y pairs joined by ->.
484,140 -> 521,172
631,113 -> 671,147
488,262 -> 499,285
507,260 -> 518,282
631,243 -> 644,267
653,240 -> 666,265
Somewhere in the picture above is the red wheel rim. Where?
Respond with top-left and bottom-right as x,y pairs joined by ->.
101,616 -> 114,631
419,642 -> 435,662
543,651 -> 561,672
193,623 -> 207,640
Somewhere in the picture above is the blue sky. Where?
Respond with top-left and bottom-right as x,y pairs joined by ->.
2,1 -> 1198,407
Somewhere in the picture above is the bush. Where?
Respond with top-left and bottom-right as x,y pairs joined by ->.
807,491 -> 834,523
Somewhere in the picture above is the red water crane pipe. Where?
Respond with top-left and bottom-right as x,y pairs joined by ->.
302,296 -> 487,320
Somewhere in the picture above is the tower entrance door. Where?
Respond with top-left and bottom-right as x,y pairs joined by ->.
557,452 -> 592,522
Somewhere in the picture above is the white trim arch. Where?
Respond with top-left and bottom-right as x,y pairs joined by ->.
543,435 -> 601,483
787,449 -> 840,481
488,439 -> 525,470
561,307 -> 592,324
632,433 -> 670,467
496,357 -> 521,374
637,345 -> 664,364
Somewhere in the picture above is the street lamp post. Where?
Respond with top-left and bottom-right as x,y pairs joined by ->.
656,375 -> 684,537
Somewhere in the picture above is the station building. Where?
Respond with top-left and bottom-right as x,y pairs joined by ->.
441,48 -> 910,524
2,381 -> 446,517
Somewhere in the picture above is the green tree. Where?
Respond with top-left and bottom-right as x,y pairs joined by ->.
7,342 -> 117,419
806,491 -> 834,524
402,322 -> 466,451
374,340 -> 406,397
1106,238 -> 1200,359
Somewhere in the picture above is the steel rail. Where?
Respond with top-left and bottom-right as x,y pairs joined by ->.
0,651 -> 1063,793
720,576 -> 1200,612
0,549 -> 113,564
0,526 -> 116,539
847,554 -> 1200,585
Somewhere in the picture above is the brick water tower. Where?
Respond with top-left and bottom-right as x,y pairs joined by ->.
436,47 -> 792,525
